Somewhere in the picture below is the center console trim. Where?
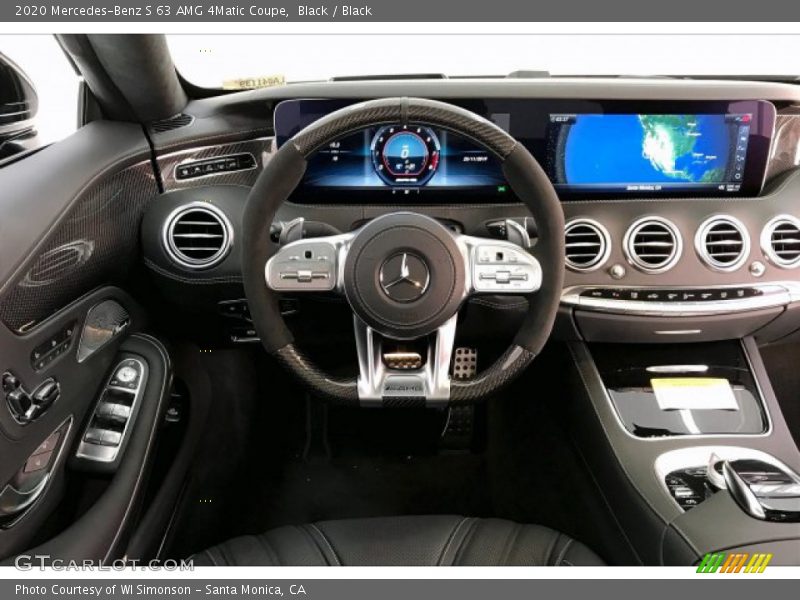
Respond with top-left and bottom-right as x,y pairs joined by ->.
654,445 -> 797,509
583,338 -> 773,443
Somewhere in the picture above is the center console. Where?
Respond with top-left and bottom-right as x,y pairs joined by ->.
564,336 -> 800,565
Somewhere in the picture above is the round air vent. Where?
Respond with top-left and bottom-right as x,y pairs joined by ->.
163,203 -> 233,270
564,218 -> 610,272
623,217 -> 682,274
761,215 -> 800,268
695,215 -> 749,272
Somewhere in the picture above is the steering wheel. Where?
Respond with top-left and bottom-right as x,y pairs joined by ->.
242,98 -> 565,407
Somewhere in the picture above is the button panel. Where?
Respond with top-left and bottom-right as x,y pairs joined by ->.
472,244 -> 540,293
579,287 -> 763,302
76,358 -> 147,465
218,299 -> 262,343
31,321 -> 76,371
266,240 -> 338,292
666,468 -> 714,511
0,420 -> 70,526
175,153 -> 256,180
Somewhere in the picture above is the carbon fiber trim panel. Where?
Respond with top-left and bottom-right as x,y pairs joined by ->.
274,343 -> 359,406
766,113 -> 800,182
450,345 -> 535,404
158,138 -> 275,192
0,161 -> 157,332
291,98 -> 517,159
383,396 -> 427,409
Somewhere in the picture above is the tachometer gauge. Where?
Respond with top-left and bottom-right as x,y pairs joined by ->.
371,125 -> 440,186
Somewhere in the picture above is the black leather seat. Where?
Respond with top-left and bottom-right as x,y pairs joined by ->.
191,515 -> 604,566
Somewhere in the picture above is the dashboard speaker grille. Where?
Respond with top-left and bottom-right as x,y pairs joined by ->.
565,219 -> 609,271
625,217 -> 681,273
164,204 -> 232,270
764,216 -> 800,268
150,113 -> 194,133
697,216 -> 749,272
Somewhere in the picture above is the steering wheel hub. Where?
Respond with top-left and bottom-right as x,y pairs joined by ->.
343,212 -> 466,340
379,252 -> 430,303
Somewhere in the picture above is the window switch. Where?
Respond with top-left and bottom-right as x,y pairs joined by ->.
103,431 -> 122,447
84,428 -> 105,445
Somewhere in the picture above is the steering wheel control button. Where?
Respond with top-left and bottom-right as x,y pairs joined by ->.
267,239 -> 338,292
472,244 -> 539,293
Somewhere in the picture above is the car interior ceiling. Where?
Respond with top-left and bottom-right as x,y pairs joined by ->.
1,33 -> 800,567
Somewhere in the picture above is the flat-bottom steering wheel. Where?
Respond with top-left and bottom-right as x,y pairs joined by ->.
242,98 -> 565,407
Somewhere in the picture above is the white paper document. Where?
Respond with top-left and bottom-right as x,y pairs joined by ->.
651,377 -> 739,411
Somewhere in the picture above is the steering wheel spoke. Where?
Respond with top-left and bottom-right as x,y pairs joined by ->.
457,235 -> 542,295
355,314 -> 457,407
265,232 -> 354,293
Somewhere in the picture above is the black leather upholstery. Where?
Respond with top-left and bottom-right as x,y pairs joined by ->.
191,515 -> 604,566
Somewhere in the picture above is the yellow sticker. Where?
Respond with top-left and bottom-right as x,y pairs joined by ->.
651,377 -> 738,411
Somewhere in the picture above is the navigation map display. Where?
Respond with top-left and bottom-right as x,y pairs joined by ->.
547,113 -> 754,195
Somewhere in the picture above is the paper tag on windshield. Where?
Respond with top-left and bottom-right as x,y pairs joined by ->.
651,378 -> 739,411
222,75 -> 286,90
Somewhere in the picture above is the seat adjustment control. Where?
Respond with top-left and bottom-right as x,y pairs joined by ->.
3,371 -> 60,425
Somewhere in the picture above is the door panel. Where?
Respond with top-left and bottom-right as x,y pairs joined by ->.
0,121 -> 163,560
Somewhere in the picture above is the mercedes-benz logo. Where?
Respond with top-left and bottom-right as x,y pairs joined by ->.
379,252 -> 430,302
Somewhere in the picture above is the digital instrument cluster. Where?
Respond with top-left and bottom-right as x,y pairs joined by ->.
297,123 -> 506,200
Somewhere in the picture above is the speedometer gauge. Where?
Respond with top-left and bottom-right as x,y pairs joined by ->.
371,125 -> 441,186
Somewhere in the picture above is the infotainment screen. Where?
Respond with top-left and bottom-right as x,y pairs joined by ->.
274,98 -> 775,203
546,113 -> 756,195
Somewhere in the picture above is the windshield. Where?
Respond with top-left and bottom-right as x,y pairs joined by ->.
167,34 -> 800,89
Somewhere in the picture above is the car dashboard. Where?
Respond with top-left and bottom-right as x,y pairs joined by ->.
8,77 -> 800,349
